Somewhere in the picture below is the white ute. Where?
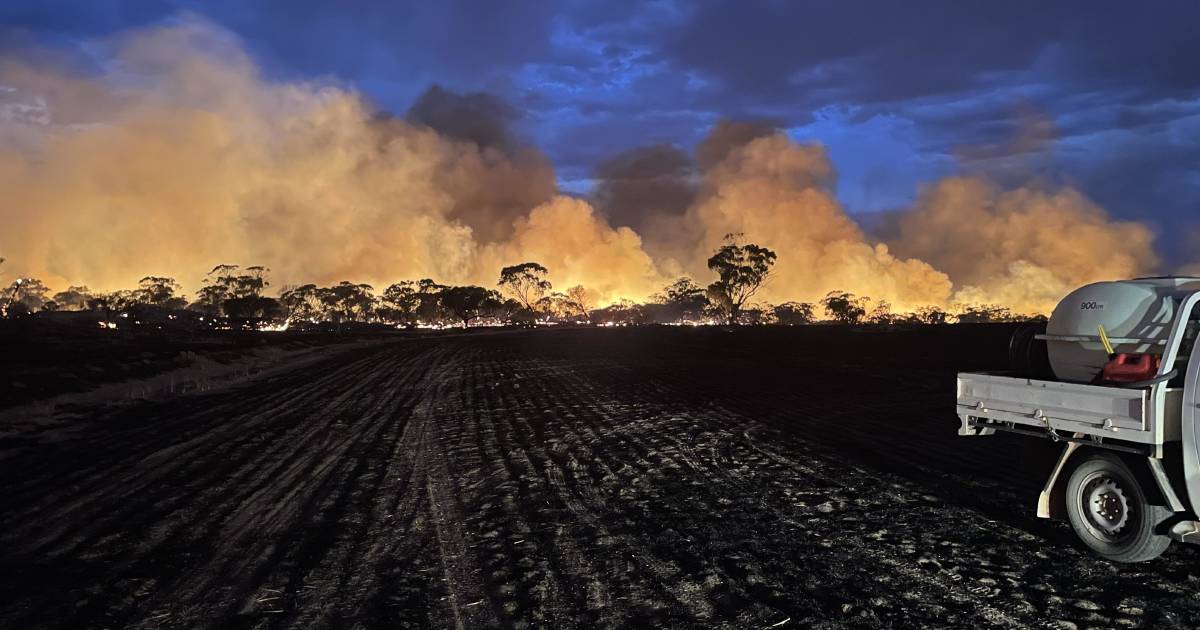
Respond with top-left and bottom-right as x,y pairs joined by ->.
958,276 -> 1200,561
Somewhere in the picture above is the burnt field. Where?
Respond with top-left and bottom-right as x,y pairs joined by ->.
2,326 -> 1199,629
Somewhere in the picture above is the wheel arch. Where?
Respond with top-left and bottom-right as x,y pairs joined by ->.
1045,446 -> 1174,520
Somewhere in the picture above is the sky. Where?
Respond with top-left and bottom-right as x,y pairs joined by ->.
2,0 -> 1198,263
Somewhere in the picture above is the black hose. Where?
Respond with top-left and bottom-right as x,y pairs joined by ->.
1009,320 -> 1052,379
1114,368 -> 1179,389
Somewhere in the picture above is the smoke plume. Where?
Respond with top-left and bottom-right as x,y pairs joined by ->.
1177,226 -> 1200,277
677,133 -> 954,311
0,18 -> 1165,314
592,143 -> 696,262
889,178 -> 1158,311
0,18 -> 599,295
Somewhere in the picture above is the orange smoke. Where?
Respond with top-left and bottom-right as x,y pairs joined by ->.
890,178 -> 1158,312
0,18 -> 1162,314
675,134 -> 954,311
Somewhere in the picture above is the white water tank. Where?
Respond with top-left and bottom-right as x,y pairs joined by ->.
1045,277 -> 1200,383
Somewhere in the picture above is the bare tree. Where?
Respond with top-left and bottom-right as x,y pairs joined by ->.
705,237 -> 777,325
498,262 -> 552,310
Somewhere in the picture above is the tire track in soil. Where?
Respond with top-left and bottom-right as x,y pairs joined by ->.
0,340 -> 450,629
468,359 -> 585,628
5,351 -> 400,565
728,426 -> 1044,629
418,347 -> 500,630
5,329 -> 1194,629
537,338 -> 1132,628
526,351 -> 1051,628
283,349 -> 455,629
2,344 -> 397,547
147,344 -> 446,629
552,373 -> 889,626
523,376 -> 721,624
500,358 -> 791,627
532,360 -> 840,623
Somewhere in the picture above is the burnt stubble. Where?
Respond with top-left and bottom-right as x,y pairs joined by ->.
2,326 -> 1196,629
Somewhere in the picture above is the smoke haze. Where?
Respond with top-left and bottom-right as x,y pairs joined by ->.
0,18 -> 1166,313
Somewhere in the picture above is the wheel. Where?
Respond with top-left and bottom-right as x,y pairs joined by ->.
1064,452 -> 1171,562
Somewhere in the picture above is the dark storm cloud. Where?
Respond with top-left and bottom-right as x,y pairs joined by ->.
663,0 -> 1200,106
0,0 -> 175,40
205,0 -> 557,88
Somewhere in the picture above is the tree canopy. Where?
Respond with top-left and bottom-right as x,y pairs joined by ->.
440,285 -> 497,326
821,291 -> 868,325
498,262 -> 551,310
705,238 -> 777,325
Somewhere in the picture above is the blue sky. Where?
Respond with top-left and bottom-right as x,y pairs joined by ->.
3,0 -> 1199,260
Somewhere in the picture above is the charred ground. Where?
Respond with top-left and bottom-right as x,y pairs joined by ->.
2,325 -> 1198,629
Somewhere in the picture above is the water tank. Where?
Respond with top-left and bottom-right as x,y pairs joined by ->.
1045,277 -> 1200,383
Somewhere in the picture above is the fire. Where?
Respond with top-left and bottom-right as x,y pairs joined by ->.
0,18 -> 1163,316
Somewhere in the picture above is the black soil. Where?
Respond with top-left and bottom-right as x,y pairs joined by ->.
2,326 -> 1197,629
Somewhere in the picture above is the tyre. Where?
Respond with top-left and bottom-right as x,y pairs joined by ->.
1065,452 -> 1171,562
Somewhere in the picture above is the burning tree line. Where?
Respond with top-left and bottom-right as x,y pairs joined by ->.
0,242 -> 1038,329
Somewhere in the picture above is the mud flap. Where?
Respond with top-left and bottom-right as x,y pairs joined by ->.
1146,456 -> 1186,512
1038,441 -> 1081,518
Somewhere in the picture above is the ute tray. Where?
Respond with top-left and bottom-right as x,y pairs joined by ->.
956,372 -> 1162,445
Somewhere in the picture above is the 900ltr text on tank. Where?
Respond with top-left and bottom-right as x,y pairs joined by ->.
958,276 -> 1200,562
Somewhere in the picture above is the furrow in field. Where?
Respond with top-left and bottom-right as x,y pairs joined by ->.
1,342 -> 431,629
1,342 -> 400,537
150,350 -> 429,629
539,352 -> 1045,627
